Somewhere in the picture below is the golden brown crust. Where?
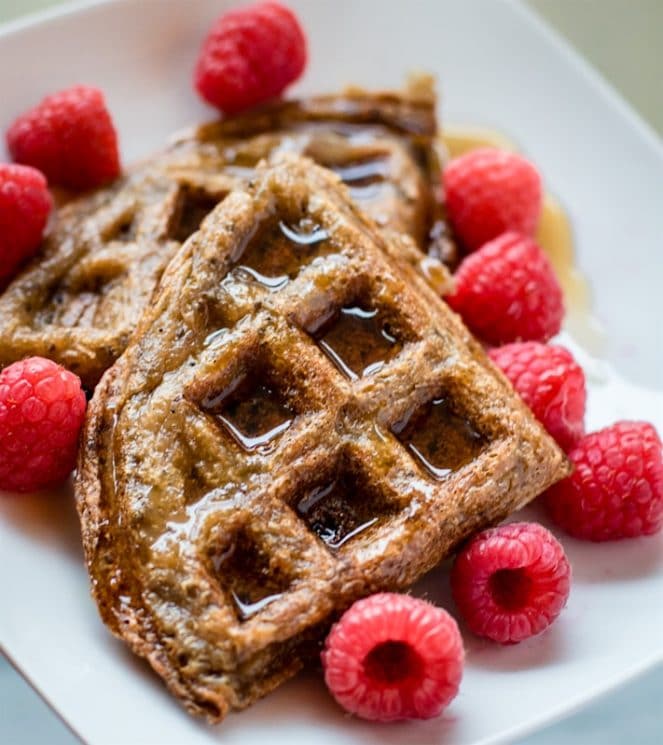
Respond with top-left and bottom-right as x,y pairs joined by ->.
76,155 -> 569,722
0,80 -> 454,389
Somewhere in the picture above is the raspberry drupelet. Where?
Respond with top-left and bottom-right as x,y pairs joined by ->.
451,522 -> 571,644
322,593 -> 464,721
0,357 -> 86,493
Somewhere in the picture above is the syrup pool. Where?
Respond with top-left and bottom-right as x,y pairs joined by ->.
442,127 -> 606,354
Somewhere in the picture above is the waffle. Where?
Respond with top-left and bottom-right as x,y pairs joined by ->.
0,76 -> 454,389
75,155 -> 569,722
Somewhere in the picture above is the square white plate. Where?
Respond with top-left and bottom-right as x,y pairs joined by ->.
0,1 -> 661,744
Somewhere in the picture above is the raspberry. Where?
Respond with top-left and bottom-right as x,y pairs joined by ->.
194,1 -> 307,114
451,522 -> 571,644
444,148 -> 542,251
445,232 -> 564,345
322,593 -> 463,721
545,421 -> 663,541
489,342 -> 586,451
0,164 -> 52,284
6,85 -> 120,190
0,357 -> 86,493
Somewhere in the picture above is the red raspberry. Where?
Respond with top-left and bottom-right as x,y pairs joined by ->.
444,148 -> 542,251
451,522 -> 571,644
0,357 -> 86,493
322,593 -> 463,721
6,85 -> 120,190
489,342 -> 586,451
545,421 -> 663,541
445,232 -> 564,345
194,1 -> 307,114
0,164 -> 52,284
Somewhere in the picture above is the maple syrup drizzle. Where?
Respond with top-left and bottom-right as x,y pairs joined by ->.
234,218 -> 330,291
296,480 -> 381,549
419,256 -> 452,295
315,306 -> 401,381
202,381 -> 294,453
234,266 -> 289,290
392,397 -> 485,480
442,127 -> 605,353
217,413 -> 292,453
203,328 -> 227,348
231,590 -> 283,620
210,537 -> 288,621
331,158 -> 389,201
278,220 -> 329,245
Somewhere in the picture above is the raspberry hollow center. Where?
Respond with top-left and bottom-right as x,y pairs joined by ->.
363,640 -> 424,685
489,567 -> 533,610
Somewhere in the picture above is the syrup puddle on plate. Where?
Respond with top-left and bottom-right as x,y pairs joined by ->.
442,126 -> 606,356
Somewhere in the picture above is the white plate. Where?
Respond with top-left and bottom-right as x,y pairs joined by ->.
0,1 -> 662,744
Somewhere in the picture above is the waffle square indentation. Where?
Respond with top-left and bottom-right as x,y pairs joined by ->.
310,304 -> 404,381
232,217 -> 332,292
293,462 -> 394,550
392,396 -> 486,479
207,530 -> 291,622
168,186 -> 223,243
201,374 -> 295,454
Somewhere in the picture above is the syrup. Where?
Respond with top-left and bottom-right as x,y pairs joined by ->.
279,220 -> 329,246
332,159 -> 388,185
419,256 -> 452,295
231,590 -> 283,620
331,158 -> 389,201
392,397 -> 485,479
210,534 -> 289,621
202,380 -> 294,453
296,479 -> 381,549
442,127 -> 605,353
314,306 -> 401,380
234,218 -> 331,291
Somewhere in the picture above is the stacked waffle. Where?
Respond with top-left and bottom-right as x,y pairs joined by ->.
0,77 -> 454,389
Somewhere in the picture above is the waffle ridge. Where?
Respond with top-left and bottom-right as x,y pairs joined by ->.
0,78 -> 454,389
76,155 -> 569,722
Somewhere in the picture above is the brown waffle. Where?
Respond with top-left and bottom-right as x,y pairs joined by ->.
0,76 -> 454,389
76,155 -> 569,722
